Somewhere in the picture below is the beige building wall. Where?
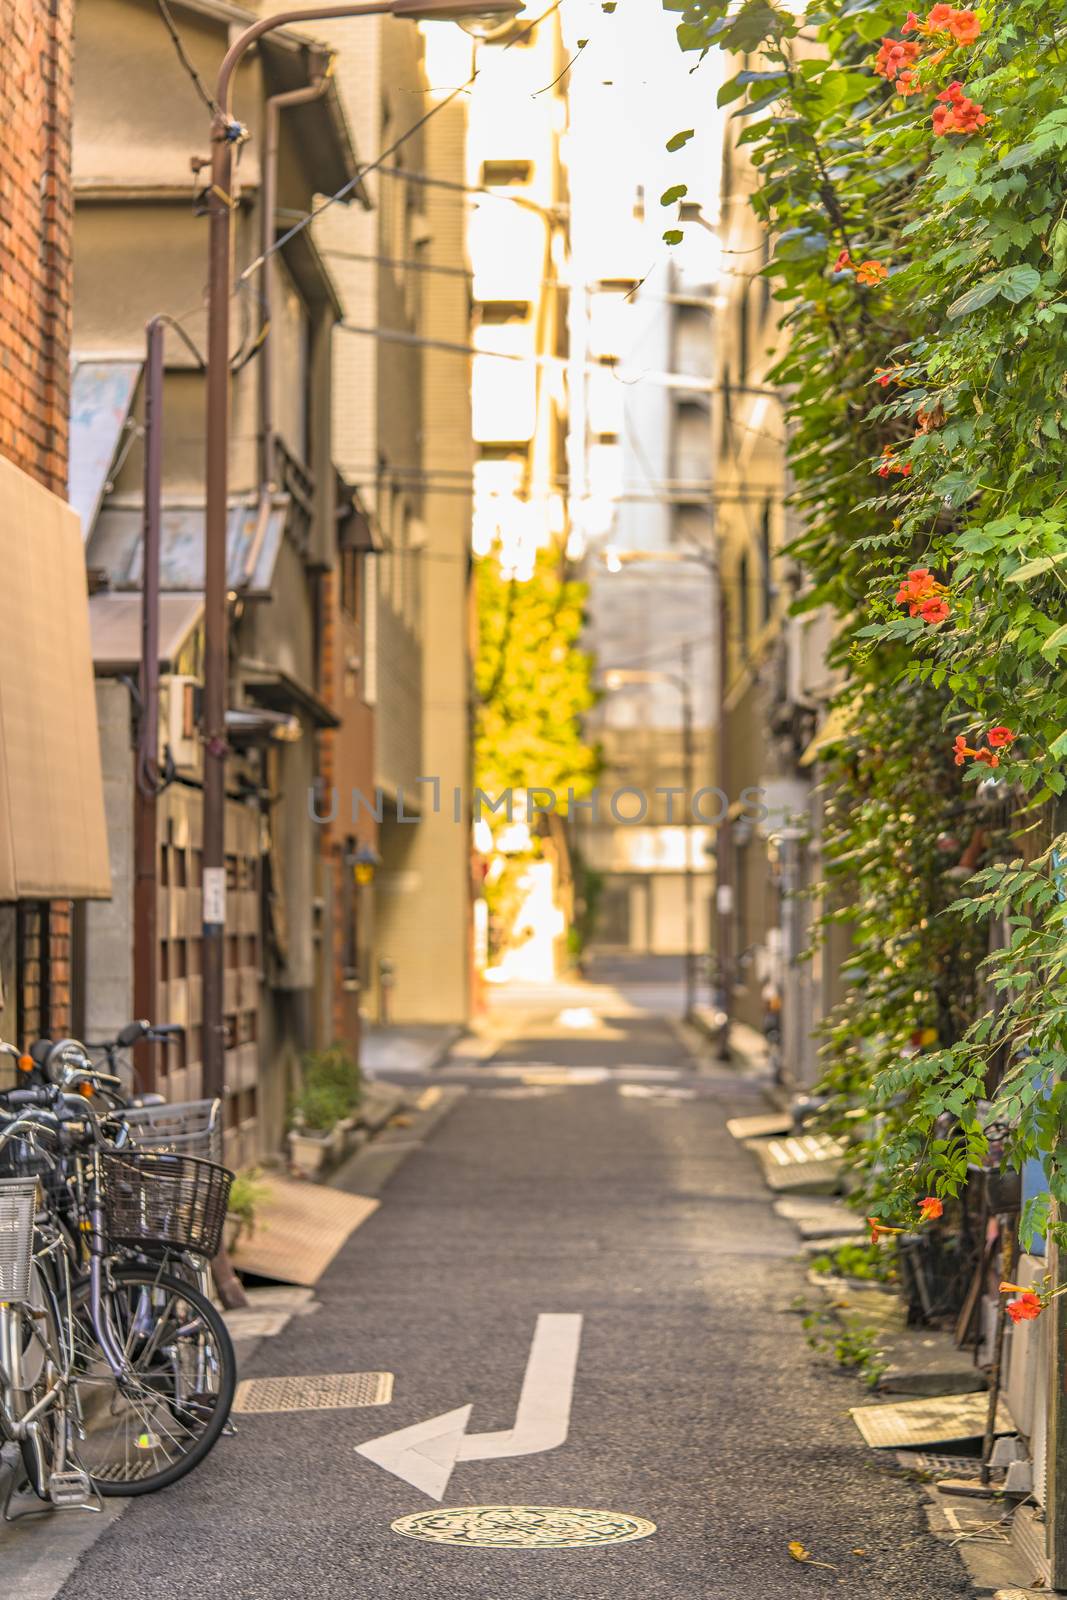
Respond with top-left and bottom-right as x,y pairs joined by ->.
315,15 -> 474,1023
371,85 -> 473,1024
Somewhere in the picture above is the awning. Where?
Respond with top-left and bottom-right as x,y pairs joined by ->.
89,591 -> 203,674
0,454 -> 110,899
89,496 -> 289,597
799,699 -> 859,768
240,659 -> 339,729
68,357 -> 142,540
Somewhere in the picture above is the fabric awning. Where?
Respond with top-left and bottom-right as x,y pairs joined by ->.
0,454 -> 110,899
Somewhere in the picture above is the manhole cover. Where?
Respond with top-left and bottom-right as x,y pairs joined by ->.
233,1372 -> 393,1414
390,1506 -> 657,1549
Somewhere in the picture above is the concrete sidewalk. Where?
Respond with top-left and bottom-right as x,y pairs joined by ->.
359,1022 -> 460,1079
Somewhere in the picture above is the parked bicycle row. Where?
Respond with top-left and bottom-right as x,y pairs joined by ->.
0,1022 -> 236,1514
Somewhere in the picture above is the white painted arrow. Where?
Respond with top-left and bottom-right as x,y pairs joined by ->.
355,1313 -> 583,1500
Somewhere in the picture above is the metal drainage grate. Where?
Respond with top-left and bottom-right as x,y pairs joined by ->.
391,1506 -> 658,1549
906,1451 -> 985,1477
233,1372 -> 394,1415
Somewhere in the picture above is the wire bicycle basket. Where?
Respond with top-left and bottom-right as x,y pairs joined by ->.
0,1178 -> 39,1302
101,1150 -> 233,1260
118,1098 -> 223,1164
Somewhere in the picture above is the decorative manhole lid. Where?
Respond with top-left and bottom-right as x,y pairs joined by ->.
233,1372 -> 393,1414
390,1505 -> 657,1549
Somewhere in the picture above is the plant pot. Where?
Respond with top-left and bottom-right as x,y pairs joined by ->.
288,1126 -> 337,1178
224,1213 -> 244,1255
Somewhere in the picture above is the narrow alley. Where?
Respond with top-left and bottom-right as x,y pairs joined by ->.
51,963 -> 973,1600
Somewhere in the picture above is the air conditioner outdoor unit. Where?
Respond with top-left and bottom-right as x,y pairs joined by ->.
159,675 -> 199,770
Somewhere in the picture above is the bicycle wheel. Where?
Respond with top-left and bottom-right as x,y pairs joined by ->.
68,1264 -> 235,1495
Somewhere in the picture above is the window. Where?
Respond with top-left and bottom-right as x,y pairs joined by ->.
479,302 -> 531,325
340,546 -> 361,621
482,160 -> 533,187
760,501 -> 773,622
738,551 -> 750,658
342,838 -> 360,986
737,280 -> 750,381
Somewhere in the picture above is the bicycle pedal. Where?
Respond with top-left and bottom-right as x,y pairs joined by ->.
48,1469 -> 93,1508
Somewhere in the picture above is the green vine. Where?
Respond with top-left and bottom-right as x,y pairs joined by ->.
665,0 -> 1067,1242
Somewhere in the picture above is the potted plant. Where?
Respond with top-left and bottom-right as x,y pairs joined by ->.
288,1078 -> 349,1175
225,1167 -> 269,1253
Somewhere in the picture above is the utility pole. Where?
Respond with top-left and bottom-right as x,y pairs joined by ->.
680,642 -> 696,1021
198,0 -> 521,1101
133,318 -> 164,1097
713,567 -> 732,1061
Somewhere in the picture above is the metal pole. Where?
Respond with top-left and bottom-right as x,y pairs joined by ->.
201,125 -> 234,1104
1048,1217 -> 1067,1587
680,644 -> 695,1019
134,318 -> 164,1095
714,567 -> 733,1060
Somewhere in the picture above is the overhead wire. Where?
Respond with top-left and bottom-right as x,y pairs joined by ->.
155,0 -> 221,116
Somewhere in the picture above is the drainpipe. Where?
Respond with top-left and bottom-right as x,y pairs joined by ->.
133,317 -> 165,1095
259,57 -> 333,492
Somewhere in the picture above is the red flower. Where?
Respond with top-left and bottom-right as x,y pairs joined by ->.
919,1196 -> 944,1221
875,36 -> 920,80
986,726 -> 1016,748
897,68 -> 923,95
869,1217 -> 904,1244
896,568 -> 943,609
953,734 -> 974,766
875,367 -> 895,386
933,82 -> 988,135
856,259 -> 889,285
919,595 -> 949,624
832,249 -> 853,273
974,748 -> 1000,768
902,9 -> 921,29
1006,1291 -> 1043,1324
927,3 -> 957,26
947,9 -> 981,40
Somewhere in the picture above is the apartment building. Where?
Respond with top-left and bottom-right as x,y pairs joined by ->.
0,0 -> 109,1058
565,1 -> 716,959
712,57 -> 847,1079
72,0 -> 360,1156
315,13 -> 476,1025
464,10 -> 575,983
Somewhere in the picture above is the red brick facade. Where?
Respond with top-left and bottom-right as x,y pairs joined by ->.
0,0 -> 74,497
0,0 -> 76,1040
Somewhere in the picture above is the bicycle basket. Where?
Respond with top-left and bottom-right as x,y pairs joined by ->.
119,1098 -> 223,1164
101,1150 -> 233,1259
0,1127 -> 53,1181
0,1178 -> 39,1301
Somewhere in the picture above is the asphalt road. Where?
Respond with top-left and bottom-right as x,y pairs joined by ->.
55,979 -> 972,1599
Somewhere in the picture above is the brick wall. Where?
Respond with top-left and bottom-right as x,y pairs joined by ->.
0,0 -> 76,1042
0,0 -> 73,496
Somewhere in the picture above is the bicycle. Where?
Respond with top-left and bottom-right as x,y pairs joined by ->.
0,1042 -> 237,1501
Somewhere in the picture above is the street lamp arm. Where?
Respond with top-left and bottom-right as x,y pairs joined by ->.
215,0 -> 521,119
215,3 -> 395,120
